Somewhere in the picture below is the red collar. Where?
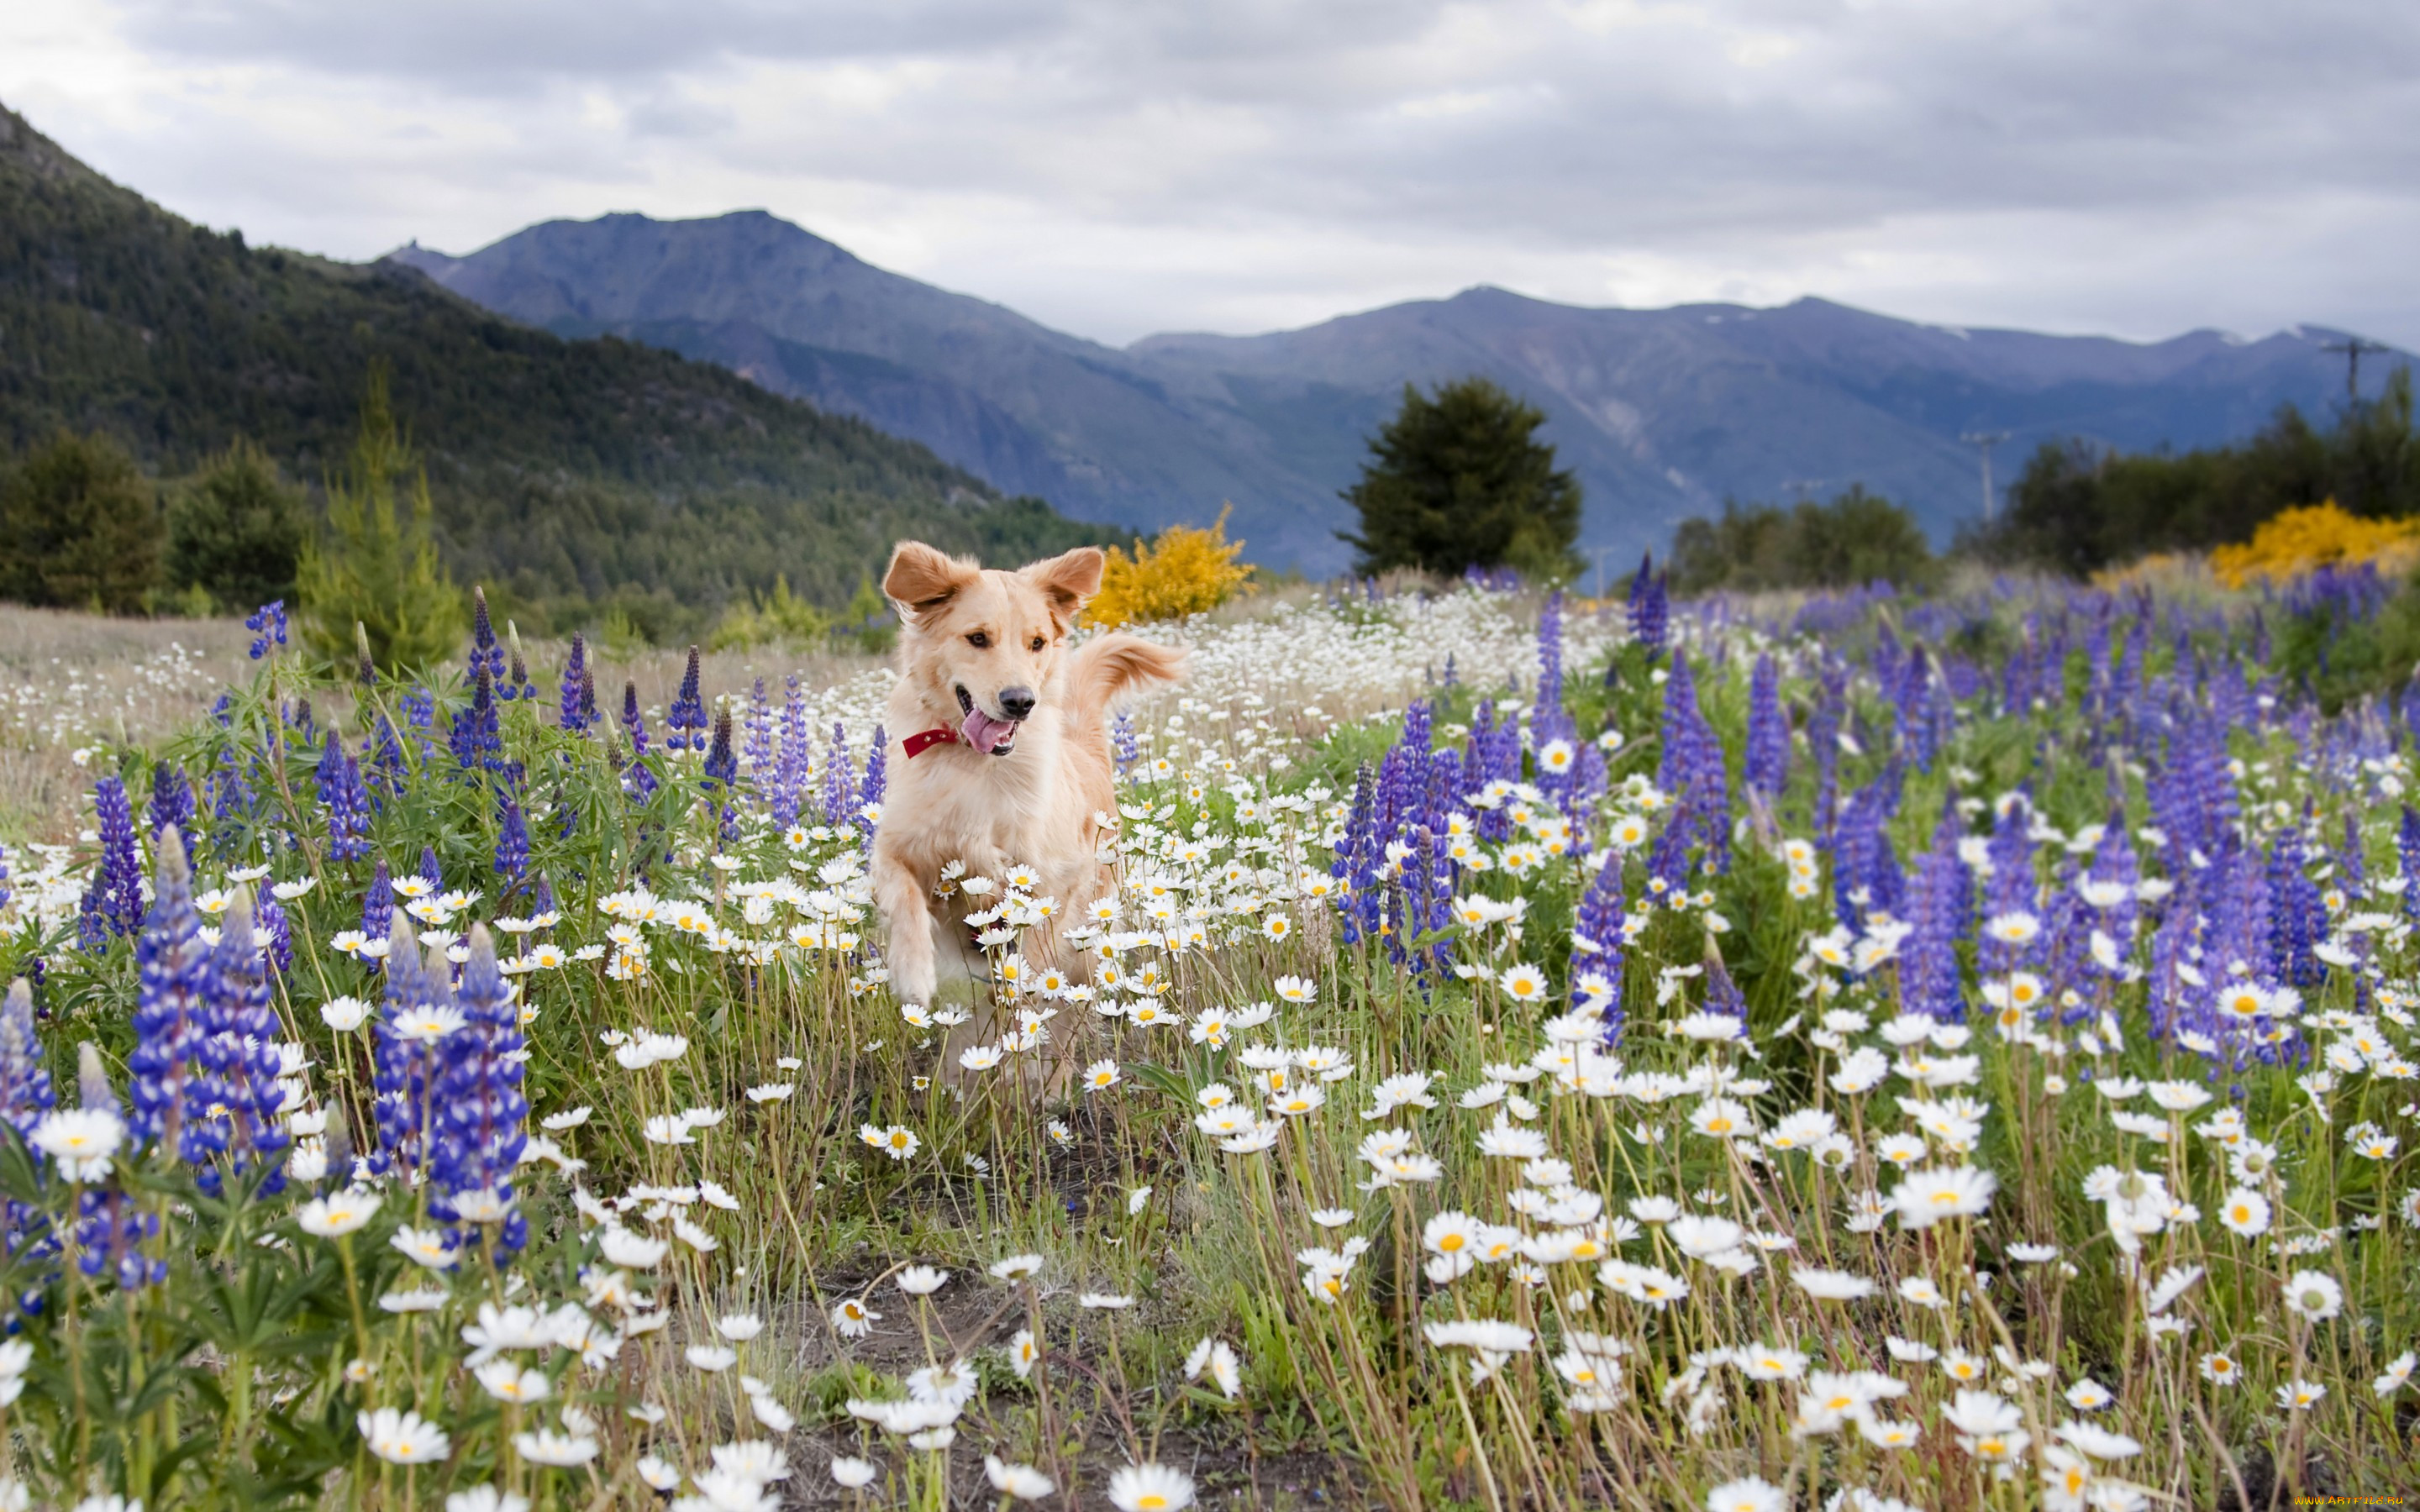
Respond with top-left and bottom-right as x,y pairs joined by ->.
902,727 -> 960,759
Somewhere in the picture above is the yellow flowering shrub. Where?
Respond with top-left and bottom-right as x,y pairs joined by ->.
1086,506 -> 1255,627
2211,501 -> 2420,589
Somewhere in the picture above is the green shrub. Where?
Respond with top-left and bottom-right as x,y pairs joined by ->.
166,437 -> 307,612
1669,485 -> 1937,596
708,574 -> 834,651
0,428 -> 161,613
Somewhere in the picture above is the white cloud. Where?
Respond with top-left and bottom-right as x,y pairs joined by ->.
4,0 -> 2416,347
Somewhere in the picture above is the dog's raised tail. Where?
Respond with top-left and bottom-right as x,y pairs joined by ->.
1066,633 -> 1187,727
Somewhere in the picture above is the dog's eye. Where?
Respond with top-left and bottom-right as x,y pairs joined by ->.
965,632 -> 990,649
1029,636 -> 1046,652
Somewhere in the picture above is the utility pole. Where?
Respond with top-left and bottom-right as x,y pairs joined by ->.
1961,430 -> 2011,524
1588,545 -> 1615,600
2322,337 -> 2389,407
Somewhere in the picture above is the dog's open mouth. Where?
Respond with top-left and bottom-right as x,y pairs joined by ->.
955,685 -> 1021,756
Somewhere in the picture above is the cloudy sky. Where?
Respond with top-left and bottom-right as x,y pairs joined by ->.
5,0 -> 2417,349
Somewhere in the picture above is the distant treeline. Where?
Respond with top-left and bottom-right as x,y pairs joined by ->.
1976,368 -> 2420,577
1665,367 -> 2420,594
1667,486 -> 1939,596
0,416 -> 1115,644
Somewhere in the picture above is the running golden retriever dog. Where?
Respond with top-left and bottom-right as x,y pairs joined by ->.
871,542 -> 1187,1043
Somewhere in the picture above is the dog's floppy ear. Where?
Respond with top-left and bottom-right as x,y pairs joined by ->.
1022,546 -> 1106,627
884,541 -> 978,617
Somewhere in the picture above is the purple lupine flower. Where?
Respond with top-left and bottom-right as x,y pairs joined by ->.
278,696 -> 313,764
75,1184 -> 164,1291
620,681 -> 660,802
821,722 -> 857,828
772,675 -> 811,828
0,979 -> 54,1137
1112,711 -> 1140,772
244,600 -> 287,661
192,894 -> 291,1196
702,711 -> 739,844
621,682 -> 650,755
1703,957 -> 1748,1022
1900,798 -> 1970,1021
362,711 -> 408,807
146,762 -> 197,862
667,645 -> 708,753
317,733 -> 373,863
128,830 -> 213,1162
1829,777 -> 1905,933
78,776 -> 145,950
744,679 -> 774,780
2397,806 -> 2420,923
1652,654 -> 1729,880
0,842 -> 11,916
2265,814 -> 2325,990
469,586 -> 506,686
857,726 -> 886,843
449,666 -> 502,774
558,632 -> 592,731
0,987 -> 50,1278
388,684 -> 437,774
369,921 -> 447,1179
494,791 -> 529,882
428,926 -> 529,1255
1460,701 -> 1522,842
502,638 -> 532,704
1384,826 -> 1454,980
1572,852 -> 1628,1045
1536,591 -> 1565,714
253,879 -> 292,975
1626,553 -> 1667,658
361,859 -> 394,946
1332,761 -> 1382,946
1743,654 -> 1787,802
2143,873 -> 2198,1045
1895,652 -> 1940,772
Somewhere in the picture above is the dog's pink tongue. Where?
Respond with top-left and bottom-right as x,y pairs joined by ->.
960,708 -> 1021,753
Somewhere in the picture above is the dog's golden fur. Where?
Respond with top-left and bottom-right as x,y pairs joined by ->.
871,542 -> 1187,1037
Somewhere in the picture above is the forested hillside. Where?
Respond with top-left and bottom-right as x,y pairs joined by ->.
0,104 -> 1113,636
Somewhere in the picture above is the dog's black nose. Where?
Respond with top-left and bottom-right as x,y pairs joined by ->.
997,686 -> 1036,720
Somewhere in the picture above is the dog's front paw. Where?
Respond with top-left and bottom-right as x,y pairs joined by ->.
891,956 -> 938,1011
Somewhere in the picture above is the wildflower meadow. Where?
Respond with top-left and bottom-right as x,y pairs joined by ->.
2,565 -> 2418,1512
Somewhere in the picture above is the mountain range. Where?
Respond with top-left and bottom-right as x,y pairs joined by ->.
391,210 -> 2413,575
0,103 -> 1107,637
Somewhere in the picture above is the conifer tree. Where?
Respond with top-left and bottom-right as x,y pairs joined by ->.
1341,377 -> 1582,580
297,365 -> 465,672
